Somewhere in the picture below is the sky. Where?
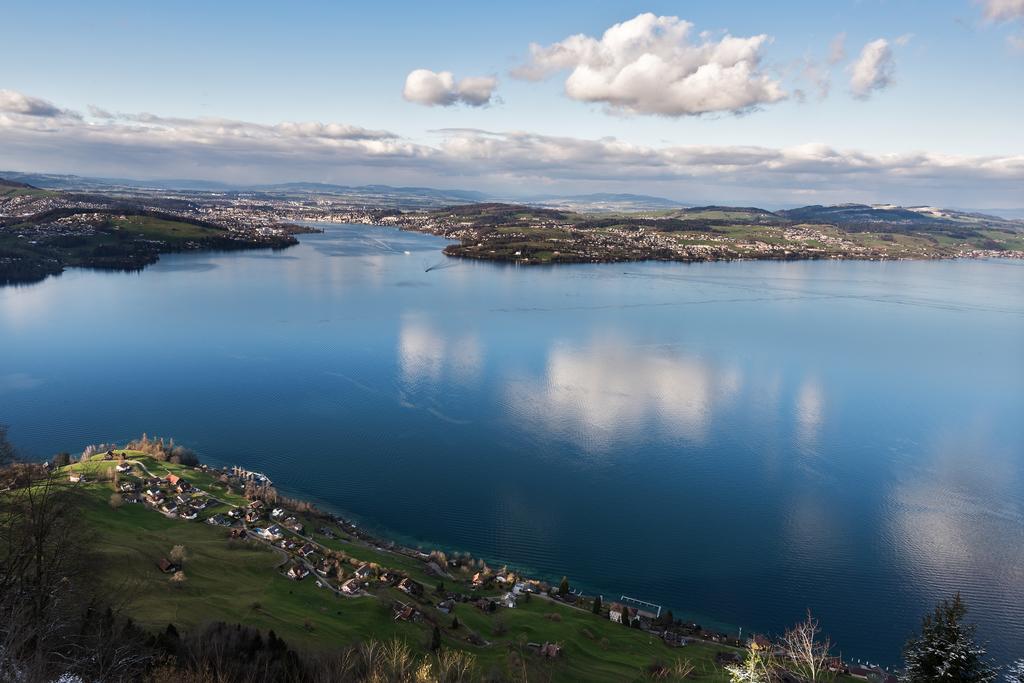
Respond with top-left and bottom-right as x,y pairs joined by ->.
1,0 -> 1022,207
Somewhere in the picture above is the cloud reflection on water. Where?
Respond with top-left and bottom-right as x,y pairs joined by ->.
505,336 -> 742,451
397,314 -> 483,388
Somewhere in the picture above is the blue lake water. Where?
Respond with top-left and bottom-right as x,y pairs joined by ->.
2,224 -> 1022,666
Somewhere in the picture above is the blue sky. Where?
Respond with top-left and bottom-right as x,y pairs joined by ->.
1,0 -> 1022,206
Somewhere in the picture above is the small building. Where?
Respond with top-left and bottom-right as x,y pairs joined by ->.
271,508 -> 285,520
167,474 -> 191,492
299,543 -> 317,558
609,603 -> 636,625
398,578 -> 423,596
68,473 -> 83,483
115,463 -> 131,473
354,564 -> 374,580
341,578 -> 361,595
157,558 -> 179,574
287,564 -> 310,580
503,592 -> 517,609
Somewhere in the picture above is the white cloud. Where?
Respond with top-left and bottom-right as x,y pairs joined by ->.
0,89 -> 78,118
828,32 -> 847,64
981,0 -> 1024,21
402,69 -> 497,107
849,39 -> 894,99
1,90 -> 1022,206
512,13 -> 786,116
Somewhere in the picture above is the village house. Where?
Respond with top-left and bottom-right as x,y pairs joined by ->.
397,578 -> 423,597
179,508 -> 198,521
159,501 -> 178,517
244,509 -> 262,523
341,578 -> 361,595
282,516 -> 304,533
609,603 -> 637,625
254,526 -> 283,542
393,604 -> 419,622
270,508 -> 285,520
503,592 -> 517,609
299,543 -> 317,558
354,564 -> 374,580
207,514 -> 232,527
115,462 -> 131,473
68,473 -> 83,483
287,564 -> 309,580
166,474 -> 191,492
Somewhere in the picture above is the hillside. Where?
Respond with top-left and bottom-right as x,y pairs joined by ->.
0,180 -> 303,285
53,453 -> 747,682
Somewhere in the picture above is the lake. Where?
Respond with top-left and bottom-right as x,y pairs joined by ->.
2,223 -> 1022,666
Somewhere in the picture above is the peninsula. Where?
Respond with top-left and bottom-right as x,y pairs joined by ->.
3,175 -> 1022,285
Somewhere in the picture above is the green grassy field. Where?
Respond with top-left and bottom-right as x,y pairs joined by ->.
0,185 -> 55,198
110,215 -> 227,242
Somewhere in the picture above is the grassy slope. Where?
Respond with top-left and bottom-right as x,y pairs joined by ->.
60,454 -> 864,682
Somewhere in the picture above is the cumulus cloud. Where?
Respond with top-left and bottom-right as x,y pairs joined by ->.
402,69 -> 497,107
980,0 -> 1024,21
1,89 -> 1022,206
0,89 -> 79,118
511,13 -> 786,116
848,39 -> 894,99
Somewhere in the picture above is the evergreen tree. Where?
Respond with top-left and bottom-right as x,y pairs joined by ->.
593,595 -> 602,615
430,624 -> 442,651
451,615 -> 460,630
558,575 -> 570,597
902,593 -> 996,683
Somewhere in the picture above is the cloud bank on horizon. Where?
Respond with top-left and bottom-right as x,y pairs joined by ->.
1,88 -> 1022,207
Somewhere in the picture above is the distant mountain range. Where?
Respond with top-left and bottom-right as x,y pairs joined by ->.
2,170 -> 1023,221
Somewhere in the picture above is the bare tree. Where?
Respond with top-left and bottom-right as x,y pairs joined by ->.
781,611 -> 835,682
727,645 -> 776,683
169,544 -> 188,565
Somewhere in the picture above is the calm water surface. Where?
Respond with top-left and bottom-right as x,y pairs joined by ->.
2,224 -> 1022,665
